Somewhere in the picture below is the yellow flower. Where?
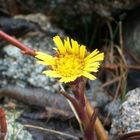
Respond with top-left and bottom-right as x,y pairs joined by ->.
35,36 -> 104,83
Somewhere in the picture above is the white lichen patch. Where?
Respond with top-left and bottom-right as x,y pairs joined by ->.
110,88 -> 140,138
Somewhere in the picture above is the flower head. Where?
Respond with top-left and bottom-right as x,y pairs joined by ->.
35,36 -> 104,83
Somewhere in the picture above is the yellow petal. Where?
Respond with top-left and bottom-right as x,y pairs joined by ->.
82,72 -> 96,80
85,62 -> 100,68
85,53 -> 104,64
42,70 -> 61,78
35,51 -> 53,61
80,45 -> 86,58
71,39 -> 79,54
36,60 -> 55,65
59,77 -> 69,83
59,76 -> 77,83
53,36 -> 66,54
64,37 -> 72,53
84,67 -> 99,72
85,49 -> 99,61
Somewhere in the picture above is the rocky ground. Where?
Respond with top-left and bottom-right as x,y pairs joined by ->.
110,88 -> 140,138
0,1 -> 140,140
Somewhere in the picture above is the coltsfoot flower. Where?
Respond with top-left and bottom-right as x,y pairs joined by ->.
35,36 -> 104,83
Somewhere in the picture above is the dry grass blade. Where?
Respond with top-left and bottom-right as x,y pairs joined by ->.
15,124 -> 79,140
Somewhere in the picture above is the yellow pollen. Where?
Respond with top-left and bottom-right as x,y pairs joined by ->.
54,54 -> 85,77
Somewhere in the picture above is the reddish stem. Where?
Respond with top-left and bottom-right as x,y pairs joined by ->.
0,107 -> 7,140
0,30 -> 36,57
70,79 -> 96,140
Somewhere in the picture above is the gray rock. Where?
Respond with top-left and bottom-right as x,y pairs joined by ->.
7,123 -> 33,140
0,33 -> 59,93
124,8 -> 140,60
6,0 -> 140,17
6,110 -> 33,140
110,88 -> 140,138
14,13 -> 65,36
105,98 -> 121,118
86,80 -> 111,108
15,13 -> 50,31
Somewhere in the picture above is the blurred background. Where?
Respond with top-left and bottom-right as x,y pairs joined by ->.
0,0 -> 140,140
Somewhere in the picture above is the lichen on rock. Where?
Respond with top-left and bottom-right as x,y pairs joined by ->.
110,88 -> 140,138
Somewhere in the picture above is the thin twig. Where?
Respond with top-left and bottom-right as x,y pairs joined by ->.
102,76 -> 121,88
103,64 -> 140,71
0,30 -> 36,56
119,21 -> 123,50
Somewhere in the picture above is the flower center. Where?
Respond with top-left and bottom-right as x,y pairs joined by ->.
54,54 -> 85,77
